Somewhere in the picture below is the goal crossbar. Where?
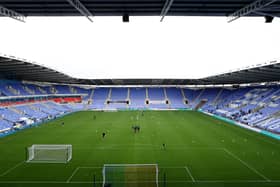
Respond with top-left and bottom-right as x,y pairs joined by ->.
26,144 -> 72,163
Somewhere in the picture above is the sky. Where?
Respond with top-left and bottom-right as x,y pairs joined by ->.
0,16 -> 279,79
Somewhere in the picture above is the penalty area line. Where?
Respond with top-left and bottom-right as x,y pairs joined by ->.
66,166 -> 102,183
67,167 -> 80,183
223,148 -> 270,182
0,161 -> 25,177
184,166 -> 195,182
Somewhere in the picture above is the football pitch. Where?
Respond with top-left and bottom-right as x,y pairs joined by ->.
0,110 -> 280,187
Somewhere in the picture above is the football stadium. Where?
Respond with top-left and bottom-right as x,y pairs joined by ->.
1,1 -> 280,187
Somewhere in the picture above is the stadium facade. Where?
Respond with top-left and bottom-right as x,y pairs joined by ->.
0,54 -> 280,138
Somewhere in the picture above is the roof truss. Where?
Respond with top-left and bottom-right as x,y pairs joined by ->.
0,55 -> 280,85
0,5 -> 25,22
160,0 -> 175,22
66,0 -> 94,22
228,0 -> 279,22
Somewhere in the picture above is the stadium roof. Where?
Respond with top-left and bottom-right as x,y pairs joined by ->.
1,54 -> 280,85
0,55 -> 82,84
1,0 -> 280,22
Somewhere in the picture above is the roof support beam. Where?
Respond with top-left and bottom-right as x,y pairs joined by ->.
0,5 -> 26,22
160,0 -> 175,22
208,76 -> 257,82
273,64 -> 280,68
66,0 -> 93,22
248,69 -> 280,76
259,67 -> 280,73
228,0 -> 278,23
0,63 -> 28,67
4,71 -> 57,75
236,71 -> 275,79
254,11 -> 280,18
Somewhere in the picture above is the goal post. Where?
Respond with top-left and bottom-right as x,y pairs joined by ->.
26,144 -> 72,163
102,164 -> 158,187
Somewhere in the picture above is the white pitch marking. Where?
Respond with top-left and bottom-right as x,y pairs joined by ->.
184,166 -> 195,182
78,166 -> 103,169
66,166 -> 102,183
0,161 -> 25,177
0,180 -> 280,184
67,167 -> 80,183
223,148 -> 270,181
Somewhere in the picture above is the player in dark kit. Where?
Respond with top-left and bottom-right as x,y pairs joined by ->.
132,125 -> 141,133
162,143 -> 166,150
102,132 -> 106,138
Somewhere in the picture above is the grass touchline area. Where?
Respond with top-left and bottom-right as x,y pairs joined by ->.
0,110 -> 279,187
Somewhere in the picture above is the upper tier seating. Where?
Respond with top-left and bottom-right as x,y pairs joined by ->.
166,88 -> 185,108
75,87 -> 92,101
55,85 -> 70,94
91,88 -> 109,109
183,89 -> 202,106
130,88 -> 146,109
111,88 -> 128,100
148,88 -> 165,100
199,88 -> 221,110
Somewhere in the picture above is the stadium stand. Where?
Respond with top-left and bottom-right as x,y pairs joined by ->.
1,55 -> 280,136
1,78 -> 280,135
90,88 -> 109,109
166,88 -> 186,108
106,88 -> 128,109
130,88 -> 146,109
74,87 -> 92,101
148,88 -> 168,109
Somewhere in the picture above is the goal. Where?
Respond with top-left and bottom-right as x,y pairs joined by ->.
26,144 -> 72,163
102,164 -> 158,187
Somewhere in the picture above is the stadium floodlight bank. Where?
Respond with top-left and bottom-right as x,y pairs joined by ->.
102,164 -> 159,187
26,144 -> 72,163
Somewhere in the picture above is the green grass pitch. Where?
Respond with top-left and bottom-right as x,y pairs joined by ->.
0,110 -> 280,187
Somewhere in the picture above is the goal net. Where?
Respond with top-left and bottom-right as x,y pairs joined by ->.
102,164 -> 158,187
26,144 -> 72,163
